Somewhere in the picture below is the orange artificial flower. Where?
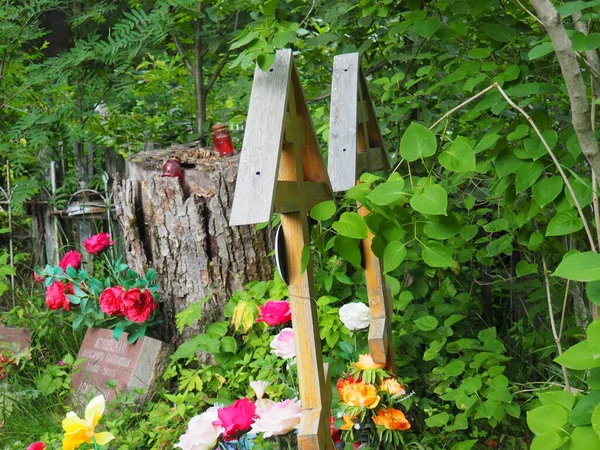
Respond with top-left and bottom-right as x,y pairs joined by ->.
354,354 -> 385,371
341,381 -> 380,409
373,408 -> 411,431
380,378 -> 406,397
336,377 -> 356,399
339,415 -> 358,430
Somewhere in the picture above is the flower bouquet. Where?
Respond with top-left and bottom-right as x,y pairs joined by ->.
334,355 -> 413,449
34,233 -> 160,343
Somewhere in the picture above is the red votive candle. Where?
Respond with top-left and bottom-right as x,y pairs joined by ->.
211,123 -> 235,156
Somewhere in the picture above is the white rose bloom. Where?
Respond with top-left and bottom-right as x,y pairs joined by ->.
339,302 -> 371,331
174,405 -> 223,450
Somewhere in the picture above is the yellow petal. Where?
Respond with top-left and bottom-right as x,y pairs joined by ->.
62,429 -> 91,450
85,395 -> 106,429
93,431 -> 115,445
62,413 -> 88,434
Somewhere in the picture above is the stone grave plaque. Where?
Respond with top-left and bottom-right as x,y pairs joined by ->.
71,328 -> 171,405
0,326 -> 31,352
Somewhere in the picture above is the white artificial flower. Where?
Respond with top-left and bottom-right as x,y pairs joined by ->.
174,405 -> 223,450
250,380 -> 275,411
250,399 -> 302,437
339,302 -> 371,331
270,328 -> 296,359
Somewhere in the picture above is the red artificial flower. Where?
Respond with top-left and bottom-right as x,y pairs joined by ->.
99,286 -> 125,316
122,288 -> 157,323
45,281 -> 74,311
33,271 -> 45,283
256,300 -> 292,326
215,398 -> 256,441
330,414 -> 342,445
27,443 -> 45,450
59,250 -> 82,272
84,233 -> 114,255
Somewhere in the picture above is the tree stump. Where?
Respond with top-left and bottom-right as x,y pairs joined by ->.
113,145 -> 273,345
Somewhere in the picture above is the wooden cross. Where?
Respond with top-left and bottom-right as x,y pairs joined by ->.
230,49 -> 334,450
328,53 -> 396,373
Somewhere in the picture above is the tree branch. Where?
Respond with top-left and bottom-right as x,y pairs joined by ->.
529,0 -> 600,177
206,12 -> 240,94
173,35 -> 193,73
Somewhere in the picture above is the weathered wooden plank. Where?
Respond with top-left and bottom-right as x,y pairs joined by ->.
273,181 -> 331,214
229,50 -> 293,226
297,408 -> 323,450
328,53 -> 360,192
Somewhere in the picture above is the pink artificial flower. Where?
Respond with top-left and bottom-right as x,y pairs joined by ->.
214,398 -> 256,441
33,270 -> 45,283
175,405 -> 223,450
45,281 -> 74,312
256,300 -> 292,326
270,328 -> 296,359
99,286 -> 125,316
84,233 -> 114,255
59,250 -> 82,272
250,399 -> 302,437
27,443 -> 45,450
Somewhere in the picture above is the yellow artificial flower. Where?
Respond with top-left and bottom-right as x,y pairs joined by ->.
62,395 -> 115,450
354,354 -> 385,371
340,415 -> 358,430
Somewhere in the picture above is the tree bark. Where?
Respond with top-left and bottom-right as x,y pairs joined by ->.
529,0 -> 600,177
113,145 -> 273,346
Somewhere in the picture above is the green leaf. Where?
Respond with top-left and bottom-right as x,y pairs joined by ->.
421,241 -> 455,268
332,212 -> 368,239
554,252 -> 600,282
507,124 -> 529,141
423,215 -> 461,240
527,404 -> 569,435
546,210 -> 583,236
439,137 -> 476,172
532,176 -> 563,207
516,260 -> 538,277
410,184 -> 448,216
310,200 -> 336,221
475,133 -> 500,154
412,16 -> 441,39
220,336 -> 238,354
231,31 -> 259,50
383,241 -> 406,273
569,425 -> 600,450
530,431 -> 562,450
400,122 -> 437,162
367,179 -> 405,205
444,360 -> 466,377
539,391 -> 576,411
486,234 -> 513,257
415,315 -> 439,331
494,149 -> 522,177
588,281 -> 600,306
557,0 -> 600,17
484,23 -> 517,42
425,412 -> 450,427
515,161 -> 544,193
570,391 -> 600,426
483,219 -> 508,233
528,42 -> 554,60
572,32 -> 600,52
300,245 -> 310,274
451,440 -> 477,450
555,341 -> 600,370
145,268 -> 156,282
334,237 -> 362,267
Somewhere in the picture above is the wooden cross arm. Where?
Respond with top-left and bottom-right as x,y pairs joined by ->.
273,181 -> 333,214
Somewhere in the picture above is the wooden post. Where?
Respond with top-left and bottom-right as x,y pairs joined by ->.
230,49 -> 334,450
328,53 -> 395,373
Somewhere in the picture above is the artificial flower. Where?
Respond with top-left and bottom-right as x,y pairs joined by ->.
62,394 -> 114,450
45,281 -> 74,311
340,381 -> 380,409
84,233 -> 114,255
250,398 -> 302,437
373,408 -> 411,431
174,405 -> 223,450
122,288 -> 157,323
99,286 -> 125,316
354,354 -> 385,371
214,398 -> 256,441
250,380 -> 275,411
339,302 -> 371,331
336,376 -> 357,399
27,443 -> 45,450
270,328 -> 296,359
380,378 -> 406,397
339,415 -> 358,431
59,250 -> 82,272
330,414 -> 342,445
256,300 -> 292,326
33,270 -> 45,283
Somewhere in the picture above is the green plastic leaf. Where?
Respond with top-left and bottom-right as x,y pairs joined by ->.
332,212 -> 368,239
439,137 -> 476,172
400,122 -> 437,162
515,161 -> 544,193
515,260 -> 538,277
527,404 -> 569,435
410,184 -> 448,216
421,241 -> 455,268
569,425 -> 600,450
554,252 -> 600,282
415,315 -> 439,331
383,241 -> 406,273
367,179 -> 405,205
532,176 -> 563,207
546,210 -> 584,236
310,201 -> 336,221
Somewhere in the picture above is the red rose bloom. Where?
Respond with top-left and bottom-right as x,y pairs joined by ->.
27,443 -> 45,450
99,286 -> 125,316
122,288 -> 157,323
59,250 -> 82,272
45,281 -> 74,311
256,300 -> 292,326
84,233 -> 114,255
215,398 -> 256,441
